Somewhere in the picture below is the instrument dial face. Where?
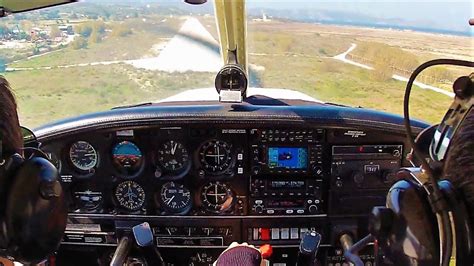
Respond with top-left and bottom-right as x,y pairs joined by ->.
200,182 -> 234,213
115,181 -> 146,211
73,190 -> 103,212
215,65 -> 248,93
158,182 -> 192,214
112,141 -> 144,177
199,140 -> 232,173
157,140 -> 189,172
69,141 -> 98,172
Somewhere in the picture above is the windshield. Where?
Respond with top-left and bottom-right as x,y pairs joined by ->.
1,0 -> 472,128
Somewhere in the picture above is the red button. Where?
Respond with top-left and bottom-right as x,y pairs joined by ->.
260,228 -> 270,241
259,244 -> 273,259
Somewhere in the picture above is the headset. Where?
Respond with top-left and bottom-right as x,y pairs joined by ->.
343,60 -> 474,266
0,129 -> 67,264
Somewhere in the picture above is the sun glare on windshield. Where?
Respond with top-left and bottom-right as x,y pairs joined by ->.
0,0 -> 471,127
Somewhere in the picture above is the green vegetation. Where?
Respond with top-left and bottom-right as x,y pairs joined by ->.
251,54 -> 452,123
248,28 -> 350,56
2,12 -> 460,128
112,24 -> 133,37
10,17 -> 181,68
5,65 -> 214,127
351,41 -> 456,87
71,36 -> 88,50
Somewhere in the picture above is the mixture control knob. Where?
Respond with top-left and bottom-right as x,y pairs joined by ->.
308,204 -> 318,214
382,170 -> 397,183
255,205 -> 264,214
352,172 -> 365,186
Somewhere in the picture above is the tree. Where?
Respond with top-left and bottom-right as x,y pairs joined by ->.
20,20 -> 33,33
0,25 -> 9,38
92,21 -> 106,34
88,21 -> 106,43
71,37 -> 88,50
0,57 -> 6,73
112,25 -> 132,37
89,30 -> 101,43
45,10 -> 60,20
50,25 -> 62,39
76,24 -> 92,38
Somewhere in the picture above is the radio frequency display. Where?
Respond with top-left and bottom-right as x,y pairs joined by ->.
268,147 -> 308,169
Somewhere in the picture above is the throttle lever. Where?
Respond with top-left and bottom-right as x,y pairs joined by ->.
296,230 -> 321,266
132,222 -> 165,266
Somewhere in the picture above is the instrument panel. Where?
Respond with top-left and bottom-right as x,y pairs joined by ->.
46,127 -> 249,216
39,123 -> 415,265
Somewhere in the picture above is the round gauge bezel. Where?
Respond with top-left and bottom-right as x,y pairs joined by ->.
156,140 -> 191,179
198,140 -> 234,175
214,64 -> 248,96
68,140 -> 99,177
189,251 -> 216,265
43,150 -> 62,173
156,181 -> 192,215
72,188 -> 104,213
111,141 -> 145,179
114,180 -> 146,212
199,181 -> 235,214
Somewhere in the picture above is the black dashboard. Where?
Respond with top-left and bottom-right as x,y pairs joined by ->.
34,101 -> 429,265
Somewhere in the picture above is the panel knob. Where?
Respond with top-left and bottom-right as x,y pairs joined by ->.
255,205 -> 264,214
308,204 -> 318,214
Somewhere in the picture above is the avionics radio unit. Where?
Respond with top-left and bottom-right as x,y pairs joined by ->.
250,129 -> 325,177
331,144 -> 403,191
249,177 -> 324,215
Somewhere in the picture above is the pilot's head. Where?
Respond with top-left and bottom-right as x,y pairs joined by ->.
0,76 -> 22,157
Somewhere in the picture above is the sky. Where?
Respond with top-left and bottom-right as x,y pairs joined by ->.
84,0 -> 474,34
247,0 -> 473,33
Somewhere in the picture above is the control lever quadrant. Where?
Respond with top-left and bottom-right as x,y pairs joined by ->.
132,222 -> 165,266
297,231 -> 321,266
133,222 -> 154,247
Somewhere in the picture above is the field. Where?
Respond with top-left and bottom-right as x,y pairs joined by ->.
2,12 -> 472,128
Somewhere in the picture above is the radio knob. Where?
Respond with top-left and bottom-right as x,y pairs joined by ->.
255,205 -> 264,214
392,149 -> 401,157
353,172 -> 365,186
312,166 -> 323,177
252,166 -> 261,175
308,204 -> 318,214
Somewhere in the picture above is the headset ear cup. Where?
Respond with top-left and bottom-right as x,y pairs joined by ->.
443,109 -> 474,222
0,154 -> 24,248
5,157 -> 67,264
